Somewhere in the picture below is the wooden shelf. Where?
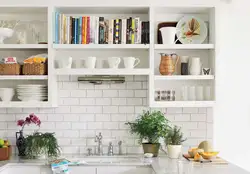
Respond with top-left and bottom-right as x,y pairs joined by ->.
154,75 -> 214,80
55,68 -> 151,75
0,75 -> 48,80
0,101 -> 56,108
53,44 -> 149,49
0,44 -> 48,49
151,101 -> 215,108
154,44 -> 214,50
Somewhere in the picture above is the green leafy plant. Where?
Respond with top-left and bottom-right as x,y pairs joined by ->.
125,110 -> 170,144
25,132 -> 60,159
165,126 -> 187,145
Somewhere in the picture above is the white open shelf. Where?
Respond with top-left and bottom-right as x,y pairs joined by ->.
0,44 -> 48,49
0,102 -> 55,108
53,44 -> 150,50
151,101 -> 215,108
0,76 -> 48,80
154,75 -> 214,80
154,44 -> 214,50
56,68 -> 151,75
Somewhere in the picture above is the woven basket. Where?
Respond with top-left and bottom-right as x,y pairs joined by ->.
0,146 -> 12,161
22,63 -> 47,75
0,64 -> 20,75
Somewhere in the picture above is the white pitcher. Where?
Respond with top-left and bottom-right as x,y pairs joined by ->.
123,57 -> 140,69
159,27 -> 177,44
57,57 -> 72,69
108,57 -> 121,68
189,57 -> 202,75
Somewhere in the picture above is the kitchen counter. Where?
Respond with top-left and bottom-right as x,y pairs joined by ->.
0,155 -> 249,174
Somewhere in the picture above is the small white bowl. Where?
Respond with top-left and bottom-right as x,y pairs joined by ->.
144,153 -> 153,158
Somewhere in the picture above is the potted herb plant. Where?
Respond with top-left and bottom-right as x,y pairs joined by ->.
165,125 -> 187,159
126,110 -> 170,157
25,132 -> 61,160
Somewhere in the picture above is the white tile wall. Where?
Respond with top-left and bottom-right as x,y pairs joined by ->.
1,76 -> 213,154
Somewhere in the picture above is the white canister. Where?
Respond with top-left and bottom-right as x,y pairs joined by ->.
167,145 -> 182,159
159,27 -> 177,44
189,57 -> 202,75
196,86 -> 204,101
83,57 -> 96,69
108,57 -> 121,68
123,57 -> 140,69
188,86 -> 196,101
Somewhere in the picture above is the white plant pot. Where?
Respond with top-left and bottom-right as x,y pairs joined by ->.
167,145 -> 182,159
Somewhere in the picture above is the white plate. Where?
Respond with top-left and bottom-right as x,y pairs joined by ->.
176,16 -> 208,44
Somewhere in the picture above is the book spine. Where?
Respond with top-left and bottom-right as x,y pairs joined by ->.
90,16 -> 95,44
59,14 -> 63,44
138,21 -> 141,44
99,17 -> 105,44
69,17 -> 72,44
141,21 -> 145,44
81,17 -> 84,44
84,16 -> 87,44
55,12 -> 59,44
114,19 -> 119,44
87,16 -> 90,44
95,17 -> 99,44
134,17 -> 140,44
65,16 -> 68,44
104,20 -> 109,44
78,17 -> 82,44
118,19 -> 122,44
66,17 -> 70,44
108,19 -> 113,44
121,19 -> 126,44
74,18 -> 78,44
128,17 -> 132,44
71,18 -> 75,44
131,18 -> 135,44
63,14 -> 67,44
146,21 -> 150,44
126,18 -> 129,44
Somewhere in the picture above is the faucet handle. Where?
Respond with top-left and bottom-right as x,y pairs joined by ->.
87,148 -> 93,156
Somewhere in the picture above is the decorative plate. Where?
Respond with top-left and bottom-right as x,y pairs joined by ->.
176,16 -> 208,44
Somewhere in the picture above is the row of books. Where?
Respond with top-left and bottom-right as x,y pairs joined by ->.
54,13 -> 150,44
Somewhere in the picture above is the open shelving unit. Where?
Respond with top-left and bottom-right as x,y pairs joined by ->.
0,5 -> 216,108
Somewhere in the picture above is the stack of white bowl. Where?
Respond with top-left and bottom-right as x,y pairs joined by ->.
0,88 -> 14,102
16,84 -> 48,102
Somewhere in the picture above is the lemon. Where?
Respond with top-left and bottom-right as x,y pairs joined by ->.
0,139 -> 4,146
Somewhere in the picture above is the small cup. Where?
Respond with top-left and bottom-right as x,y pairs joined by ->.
108,57 -> 121,69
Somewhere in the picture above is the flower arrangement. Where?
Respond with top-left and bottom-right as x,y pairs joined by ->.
17,113 -> 41,132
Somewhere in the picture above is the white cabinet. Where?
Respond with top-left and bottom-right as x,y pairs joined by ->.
7,166 -> 40,174
97,166 -> 152,174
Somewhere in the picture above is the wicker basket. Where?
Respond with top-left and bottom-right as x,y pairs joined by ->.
0,146 -> 12,161
0,64 -> 20,75
22,63 -> 47,75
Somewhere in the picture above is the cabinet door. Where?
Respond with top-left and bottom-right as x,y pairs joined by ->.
97,166 -> 152,174
69,166 -> 96,174
8,166 -> 40,174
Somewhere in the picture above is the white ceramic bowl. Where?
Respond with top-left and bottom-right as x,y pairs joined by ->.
0,28 -> 14,44
0,88 -> 14,102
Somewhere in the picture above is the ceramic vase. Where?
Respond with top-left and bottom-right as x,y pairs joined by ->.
16,130 -> 26,157
167,145 -> 182,159
159,54 -> 179,75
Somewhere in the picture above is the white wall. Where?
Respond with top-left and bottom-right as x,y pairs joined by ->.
215,0 -> 250,171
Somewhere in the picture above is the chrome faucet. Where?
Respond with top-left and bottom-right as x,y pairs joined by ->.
107,142 -> 114,156
95,132 -> 103,155
118,141 -> 122,155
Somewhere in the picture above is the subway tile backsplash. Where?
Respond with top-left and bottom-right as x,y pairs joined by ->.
1,76 -> 213,154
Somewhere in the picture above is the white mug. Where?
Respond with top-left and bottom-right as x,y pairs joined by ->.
123,57 -> 140,69
108,57 -> 121,68
57,57 -> 72,69
189,57 -> 202,75
96,59 -> 104,69
83,57 -> 96,69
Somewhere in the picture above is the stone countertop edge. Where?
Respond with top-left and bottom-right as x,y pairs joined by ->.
0,155 -> 250,174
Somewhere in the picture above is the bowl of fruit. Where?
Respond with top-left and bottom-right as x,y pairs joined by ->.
0,139 -> 11,161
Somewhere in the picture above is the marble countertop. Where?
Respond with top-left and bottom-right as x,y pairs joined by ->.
0,155 -> 249,174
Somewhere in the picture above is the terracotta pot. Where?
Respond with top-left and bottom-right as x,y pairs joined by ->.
142,143 -> 160,157
159,54 -> 179,75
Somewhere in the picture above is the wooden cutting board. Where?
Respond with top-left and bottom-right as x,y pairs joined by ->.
183,154 -> 228,165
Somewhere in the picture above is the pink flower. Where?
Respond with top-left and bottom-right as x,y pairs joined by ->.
17,120 -> 25,127
25,117 -> 31,124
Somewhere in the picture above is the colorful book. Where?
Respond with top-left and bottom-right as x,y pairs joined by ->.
55,12 -> 59,44
118,19 -> 122,44
84,16 -> 87,44
134,17 -> 140,44
95,17 -> 99,44
90,16 -> 95,44
99,17 -> 105,44
71,18 -> 75,44
78,17 -> 82,44
138,21 -> 142,44
87,16 -> 90,44
131,18 -> 135,44
81,17 -> 85,44
74,18 -> 78,44
127,17 -> 132,44
114,19 -> 119,44
108,19 -> 113,44
104,20 -> 109,44
121,19 -> 126,44
69,17 -> 73,44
